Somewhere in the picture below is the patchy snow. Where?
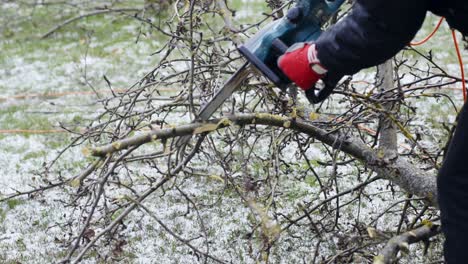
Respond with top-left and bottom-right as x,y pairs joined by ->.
0,1 -> 466,263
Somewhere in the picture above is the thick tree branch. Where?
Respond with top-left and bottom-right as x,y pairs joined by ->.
377,60 -> 398,156
374,224 -> 441,264
88,112 -> 438,204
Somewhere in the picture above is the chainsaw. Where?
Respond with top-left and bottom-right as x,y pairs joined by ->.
197,0 -> 345,121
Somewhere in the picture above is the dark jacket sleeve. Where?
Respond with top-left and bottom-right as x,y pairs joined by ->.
316,0 -> 428,77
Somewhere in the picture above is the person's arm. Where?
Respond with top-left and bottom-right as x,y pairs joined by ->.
277,0 -> 429,98
316,0 -> 428,77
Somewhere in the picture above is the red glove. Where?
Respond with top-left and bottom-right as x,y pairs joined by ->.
277,43 -> 327,91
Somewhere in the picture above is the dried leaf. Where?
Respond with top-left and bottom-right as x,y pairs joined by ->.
373,255 -> 385,264
309,112 -> 319,120
112,142 -> 122,150
81,147 -> 90,157
291,107 -> 297,119
421,219 -> 433,228
218,118 -> 231,126
70,179 -> 81,188
367,227 -> 378,239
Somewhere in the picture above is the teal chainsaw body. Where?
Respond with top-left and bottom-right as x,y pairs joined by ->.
196,0 -> 346,122
238,0 -> 345,103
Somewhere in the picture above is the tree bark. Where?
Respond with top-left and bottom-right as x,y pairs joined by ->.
89,112 -> 438,205
377,60 -> 398,157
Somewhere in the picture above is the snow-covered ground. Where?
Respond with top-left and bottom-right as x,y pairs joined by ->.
0,1 -> 466,263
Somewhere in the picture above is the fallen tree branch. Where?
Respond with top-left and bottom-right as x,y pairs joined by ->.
132,197 -> 228,264
0,158 -> 103,202
374,224 -> 441,264
88,112 -> 438,205
67,134 -> 207,264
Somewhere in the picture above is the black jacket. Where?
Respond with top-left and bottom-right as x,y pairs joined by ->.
316,0 -> 468,76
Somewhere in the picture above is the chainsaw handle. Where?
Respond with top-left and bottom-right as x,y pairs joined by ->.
272,38 -> 288,54
305,75 -> 337,104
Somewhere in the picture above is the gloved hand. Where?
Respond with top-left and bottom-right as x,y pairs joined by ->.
277,42 -> 327,91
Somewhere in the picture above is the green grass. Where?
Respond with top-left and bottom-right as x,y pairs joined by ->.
0,105 -> 54,130
2,1 -> 453,263
0,199 -> 25,227
230,0 -> 268,15
0,1 -> 167,83
0,2 -> 272,263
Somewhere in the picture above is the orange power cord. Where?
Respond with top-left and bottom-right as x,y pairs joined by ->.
410,17 -> 445,46
410,17 -> 466,101
451,29 -> 467,101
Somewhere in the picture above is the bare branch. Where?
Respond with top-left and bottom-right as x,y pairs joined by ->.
42,8 -> 142,38
374,224 -> 441,264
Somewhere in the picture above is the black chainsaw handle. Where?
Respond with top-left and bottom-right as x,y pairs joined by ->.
305,75 -> 338,104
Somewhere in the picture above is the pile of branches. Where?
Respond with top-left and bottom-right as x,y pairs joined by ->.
7,0 -> 464,263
